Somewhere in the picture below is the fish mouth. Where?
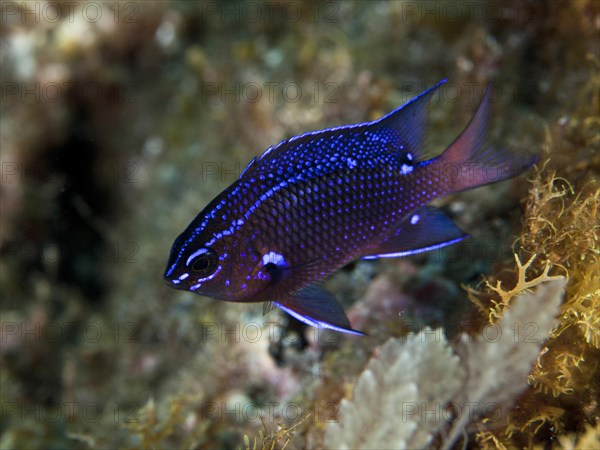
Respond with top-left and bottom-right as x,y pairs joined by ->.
164,278 -> 190,291
163,260 -> 189,285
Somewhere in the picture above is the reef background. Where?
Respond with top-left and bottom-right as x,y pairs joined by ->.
1,1 -> 598,449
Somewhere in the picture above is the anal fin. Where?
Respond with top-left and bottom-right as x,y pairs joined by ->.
275,285 -> 364,336
263,301 -> 278,316
363,206 -> 468,259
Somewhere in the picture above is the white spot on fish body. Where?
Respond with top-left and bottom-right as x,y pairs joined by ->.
262,251 -> 286,267
400,163 -> 414,175
410,214 -> 420,225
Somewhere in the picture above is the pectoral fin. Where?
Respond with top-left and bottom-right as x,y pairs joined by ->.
275,285 -> 364,336
363,206 -> 468,259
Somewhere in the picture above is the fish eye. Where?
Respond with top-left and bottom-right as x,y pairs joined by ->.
188,247 -> 218,276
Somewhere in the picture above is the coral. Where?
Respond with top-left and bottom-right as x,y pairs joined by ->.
444,279 -> 567,450
555,422 -> 600,450
522,171 -> 600,423
323,279 -> 565,450
324,330 -> 463,449
462,59 -> 599,445
467,253 -> 565,322
242,414 -> 311,450
125,397 -> 201,449
465,173 -> 599,445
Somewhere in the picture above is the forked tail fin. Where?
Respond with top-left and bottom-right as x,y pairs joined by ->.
434,85 -> 537,192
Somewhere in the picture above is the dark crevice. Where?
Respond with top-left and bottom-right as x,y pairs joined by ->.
49,99 -> 114,303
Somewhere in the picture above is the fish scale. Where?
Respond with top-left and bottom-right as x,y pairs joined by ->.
165,80 -> 536,335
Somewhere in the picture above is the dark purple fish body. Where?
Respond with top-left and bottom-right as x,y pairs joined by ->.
165,80 -> 535,334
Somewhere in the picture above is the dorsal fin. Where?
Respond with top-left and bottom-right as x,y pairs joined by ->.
238,80 -> 447,182
371,79 -> 447,161
239,156 -> 257,179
